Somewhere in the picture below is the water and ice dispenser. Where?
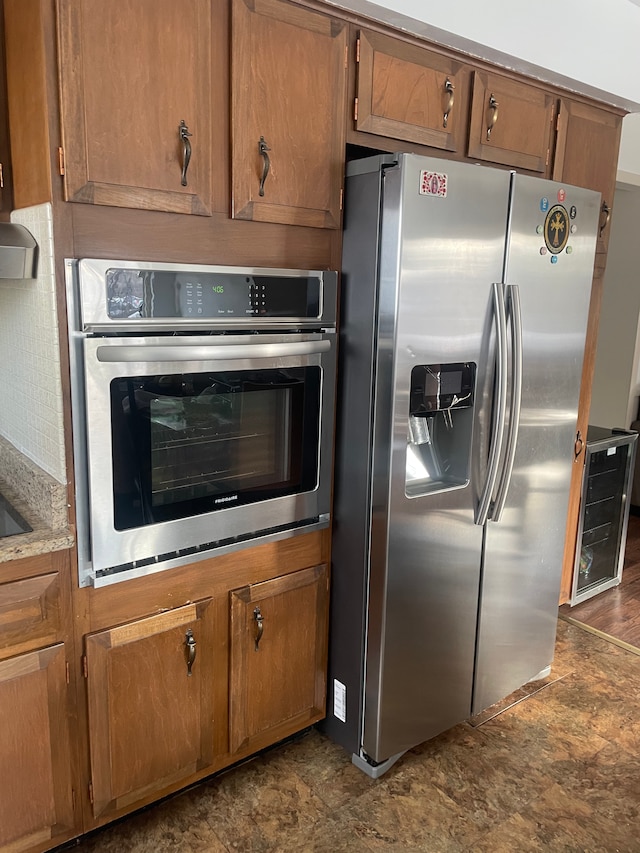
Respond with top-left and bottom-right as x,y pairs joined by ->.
406,362 -> 476,497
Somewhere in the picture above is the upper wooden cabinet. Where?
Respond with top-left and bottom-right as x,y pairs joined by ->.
231,0 -> 347,229
468,71 -> 556,173
553,99 -> 623,256
84,599 -> 221,821
352,29 -> 471,153
0,4 -> 12,218
229,563 -> 329,755
56,0 -> 213,215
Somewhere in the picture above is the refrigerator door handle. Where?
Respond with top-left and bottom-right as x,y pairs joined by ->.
491,283 -> 523,522
476,282 -> 509,526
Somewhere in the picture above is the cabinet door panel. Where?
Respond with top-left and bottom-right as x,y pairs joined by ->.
355,29 -> 470,151
553,99 -> 622,256
230,564 -> 328,754
85,599 -> 218,819
231,0 -> 347,228
554,103 -> 623,603
468,71 -> 555,173
0,644 -> 75,851
57,0 -> 212,215
0,572 -> 60,654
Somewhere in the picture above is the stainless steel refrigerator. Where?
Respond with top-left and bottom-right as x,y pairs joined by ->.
324,153 -> 600,777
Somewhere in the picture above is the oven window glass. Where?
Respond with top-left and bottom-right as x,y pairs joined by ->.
110,368 -> 321,531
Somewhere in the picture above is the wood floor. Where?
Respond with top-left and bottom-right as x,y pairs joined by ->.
559,511 -> 640,649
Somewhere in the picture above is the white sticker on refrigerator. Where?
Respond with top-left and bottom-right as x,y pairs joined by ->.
420,171 -> 448,198
333,678 -> 347,722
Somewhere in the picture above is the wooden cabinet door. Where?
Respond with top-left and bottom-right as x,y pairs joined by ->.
0,644 -> 75,852
553,103 -> 623,604
468,71 -> 555,173
85,599 -> 219,820
553,99 -> 623,256
353,29 -> 470,152
229,563 -> 329,754
57,0 -> 213,215
0,5 -> 12,218
231,0 -> 347,229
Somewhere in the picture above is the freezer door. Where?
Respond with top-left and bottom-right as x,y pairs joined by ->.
362,154 -> 511,761
473,174 -> 600,714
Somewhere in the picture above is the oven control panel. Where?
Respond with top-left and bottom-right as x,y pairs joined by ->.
105,268 -> 322,321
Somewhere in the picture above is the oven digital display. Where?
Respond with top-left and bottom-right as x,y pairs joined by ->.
105,269 -> 321,320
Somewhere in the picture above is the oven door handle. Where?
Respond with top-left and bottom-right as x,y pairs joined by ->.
96,339 -> 332,363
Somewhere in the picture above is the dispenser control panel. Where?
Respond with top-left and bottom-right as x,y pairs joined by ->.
409,363 -> 476,416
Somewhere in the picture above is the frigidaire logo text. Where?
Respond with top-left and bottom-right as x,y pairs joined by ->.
214,494 -> 238,505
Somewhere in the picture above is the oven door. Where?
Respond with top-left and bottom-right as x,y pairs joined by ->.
77,332 -> 335,585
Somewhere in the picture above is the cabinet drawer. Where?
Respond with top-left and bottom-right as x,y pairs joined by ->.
0,572 -> 61,652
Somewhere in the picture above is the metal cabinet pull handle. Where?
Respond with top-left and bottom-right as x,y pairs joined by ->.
258,136 -> 271,197
253,606 -> 264,650
179,120 -> 192,187
185,628 -> 197,676
443,78 -> 455,128
486,94 -> 499,141
599,201 -> 611,237
574,430 -> 584,460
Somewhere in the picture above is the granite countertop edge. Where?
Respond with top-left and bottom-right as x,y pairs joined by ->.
0,524 -> 75,564
0,436 -> 76,566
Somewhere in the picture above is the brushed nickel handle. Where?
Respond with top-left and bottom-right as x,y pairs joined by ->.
179,120 -> 192,187
185,628 -> 196,676
599,201 -> 611,237
258,136 -> 271,197
96,339 -> 331,364
491,284 -> 523,522
486,94 -> 499,141
253,606 -> 264,651
443,78 -> 455,128
476,283 -> 508,525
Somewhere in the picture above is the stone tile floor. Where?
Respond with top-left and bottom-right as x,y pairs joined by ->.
60,620 -> 640,852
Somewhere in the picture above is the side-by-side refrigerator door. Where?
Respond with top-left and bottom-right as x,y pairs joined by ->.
362,155 -> 511,763
473,174 -> 600,715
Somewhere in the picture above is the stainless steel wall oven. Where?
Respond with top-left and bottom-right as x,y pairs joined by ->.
65,259 -> 337,587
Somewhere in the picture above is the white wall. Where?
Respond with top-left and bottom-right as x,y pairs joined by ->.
328,0 -> 640,109
618,114 -> 640,183
589,184 -> 640,429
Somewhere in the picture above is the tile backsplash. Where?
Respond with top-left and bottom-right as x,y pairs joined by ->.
0,203 -> 66,484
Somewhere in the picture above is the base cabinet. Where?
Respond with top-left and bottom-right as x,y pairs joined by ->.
229,563 -> 329,755
0,644 -> 75,853
84,599 -> 223,821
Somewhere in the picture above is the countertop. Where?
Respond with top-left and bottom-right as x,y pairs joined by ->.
0,435 -> 74,565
